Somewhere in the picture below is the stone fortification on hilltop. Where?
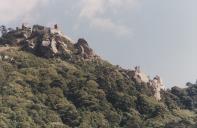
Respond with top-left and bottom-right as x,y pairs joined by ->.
0,24 -> 95,60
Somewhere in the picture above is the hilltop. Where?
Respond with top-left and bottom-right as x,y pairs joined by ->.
0,24 -> 196,128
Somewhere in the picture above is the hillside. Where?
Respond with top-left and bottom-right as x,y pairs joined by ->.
0,24 -> 196,128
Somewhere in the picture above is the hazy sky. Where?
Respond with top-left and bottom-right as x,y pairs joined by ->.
1,0 -> 197,88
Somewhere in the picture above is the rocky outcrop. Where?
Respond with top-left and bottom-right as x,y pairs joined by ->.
23,25 -> 58,58
149,75 -> 165,101
127,66 -> 165,101
74,38 -> 94,59
0,24 -> 73,58
0,24 -> 97,60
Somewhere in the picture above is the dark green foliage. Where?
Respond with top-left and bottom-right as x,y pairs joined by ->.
165,119 -> 197,128
162,84 -> 197,110
0,49 -> 196,128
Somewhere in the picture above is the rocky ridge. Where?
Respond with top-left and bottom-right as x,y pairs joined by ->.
0,24 -> 96,60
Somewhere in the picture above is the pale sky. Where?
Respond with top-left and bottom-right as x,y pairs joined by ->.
1,0 -> 197,88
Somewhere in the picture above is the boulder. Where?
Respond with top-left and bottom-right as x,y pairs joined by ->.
21,25 -> 71,58
35,38 -> 68,58
51,39 -> 58,54
42,40 -> 50,47
75,38 -> 94,59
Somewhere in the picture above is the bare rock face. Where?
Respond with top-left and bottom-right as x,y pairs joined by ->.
74,38 -> 94,59
149,75 -> 165,101
127,66 -> 165,101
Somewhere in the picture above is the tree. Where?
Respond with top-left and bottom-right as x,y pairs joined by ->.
0,25 -> 7,36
